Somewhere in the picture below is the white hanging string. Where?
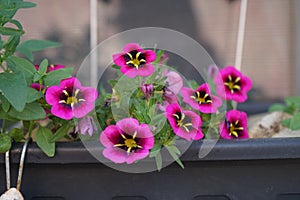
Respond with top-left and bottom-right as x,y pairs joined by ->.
5,151 -> 10,190
234,0 -> 248,71
90,0 -> 98,87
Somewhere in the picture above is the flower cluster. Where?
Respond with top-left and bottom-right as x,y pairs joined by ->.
97,43 -> 252,167
0,1 -> 100,156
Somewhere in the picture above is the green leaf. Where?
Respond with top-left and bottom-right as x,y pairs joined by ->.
32,58 -> 48,82
153,50 -> 164,64
285,96 -> 300,109
0,107 -> 14,120
290,113 -> 300,130
38,59 -> 48,74
155,152 -> 162,171
3,35 -> 20,57
49,123 -> 70,143
44,68 -> 73,87
149,143 -> 161,157
16,39 -> 60,61
281,119 -> 291,128
8,128 -> 24,142
0,94 -> 10,112
8,102 -> 46,120
165,145 -> 184,169
0,134 -> 12,153
0,71 -> 27,111
0,26 -> 23,35
111,64 -> 121,70
26,87 -> 43,103
36,126 -> 55,157
6,56 -> 35,82
14,1 -> 36,9
269,103 -> 286,112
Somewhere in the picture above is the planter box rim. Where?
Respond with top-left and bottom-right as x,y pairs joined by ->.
1,137 -> 300,164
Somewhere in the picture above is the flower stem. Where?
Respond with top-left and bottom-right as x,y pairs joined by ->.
1,119 -> 6,133
226,100 -> 234,110
28,121 -> 34,138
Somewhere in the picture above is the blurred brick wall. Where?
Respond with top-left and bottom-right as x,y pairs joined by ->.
15,0 -> 296,100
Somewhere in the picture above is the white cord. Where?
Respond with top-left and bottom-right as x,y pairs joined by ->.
16,138 -> 30,191
234,0 -> 248,71
90,0 -> 98,88
5,151 -> 10,190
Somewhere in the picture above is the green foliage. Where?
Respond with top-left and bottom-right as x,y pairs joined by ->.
269,96 -> 300,130
36,126 -> 55,157
0,71 -> 27,111
8,102 -> 46,120
8,128 -> 24,142
49,123 -> 71,143
17,39 -> 60,61
0,133 -> 12,153
43,67 -> 73,86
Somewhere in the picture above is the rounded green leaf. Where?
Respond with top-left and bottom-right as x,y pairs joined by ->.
0,134 -> 12,153
8,128 -> 24,142
36,126 -> 55,157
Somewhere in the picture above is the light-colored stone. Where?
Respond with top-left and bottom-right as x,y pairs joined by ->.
0,188 -> 24,200
248,111 -> 300,138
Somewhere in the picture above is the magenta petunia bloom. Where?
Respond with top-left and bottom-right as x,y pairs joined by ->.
112,43 -> 156,78
214,66 -> 252,103
45,77 -> 98,120
75,116 -> 97,136
219,110 -> 249,139
100,118 -> 154,164
48,64 -> 65,72
181,83 -> 222,114
30,83 -> 45,91
208,64 -> 219,79
141,83 -> 154,99
165,71 -> 183,95
35,64 -> 65,72
165,103 -> 203,141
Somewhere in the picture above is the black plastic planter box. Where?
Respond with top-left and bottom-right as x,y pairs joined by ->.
1,138 -> 300,200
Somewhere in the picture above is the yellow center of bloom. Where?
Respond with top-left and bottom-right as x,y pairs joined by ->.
59,89 -> 85,108
173,112 -> 193,132
114,131 -> 142,154
191,91 -> 212,104
124,139 -> 138,148
126,51 -> 146,69
66,96 -> 78,105
229,120 -> 244,138
224,75 -> 241,94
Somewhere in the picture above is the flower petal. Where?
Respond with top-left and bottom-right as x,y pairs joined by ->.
123,43 -> 142,52
117,118 -> 140,135
113,53 -> 127,67
103,147 -> 127,164
120,66 -> 138,78
143,50 -> 156,62
136,64 -> 155,77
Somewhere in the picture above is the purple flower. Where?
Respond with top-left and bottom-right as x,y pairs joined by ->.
30,83 -> 44,91
100,118 -> 154,164
35,64 -> 65,72
141,83 -> 154,99
48,64 -> 65,72
219,110 -> 249,139
75,116 -> 97,136
165,71 -> 183,95
208,64 -> 219,79
165,104 -> 203,141
112,43 -> 156,78
181,83 -> 222,114
45,77 -> 98,120
214,66 -> 252,103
